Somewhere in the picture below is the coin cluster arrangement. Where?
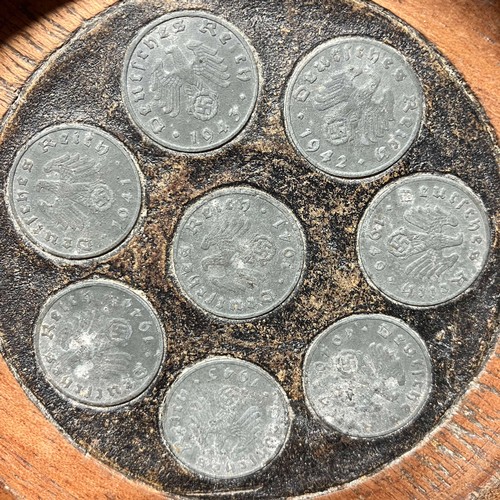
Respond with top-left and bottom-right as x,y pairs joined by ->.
0,0 -> 497,496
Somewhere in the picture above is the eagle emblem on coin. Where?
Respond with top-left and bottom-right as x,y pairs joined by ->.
315,66 -> 395,147
36,153 -> 114,231
151,41 -> 230,121
386,206 -> 463,279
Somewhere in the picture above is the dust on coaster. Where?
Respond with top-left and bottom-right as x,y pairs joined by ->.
7,124 -> 142,260
34,279 -> 165,407
122,10 -> 259,152
303,314 -> 432,438
171,185 -> 306,320
160,356 -> 291,479
284,36 -> 423,179
357,174 -> 491,307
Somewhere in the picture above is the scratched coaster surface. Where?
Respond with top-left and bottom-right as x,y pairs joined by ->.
0,0 -> 498,497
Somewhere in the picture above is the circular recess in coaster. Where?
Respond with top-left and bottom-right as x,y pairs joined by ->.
34,279 -> 165,407
357,174 -> 490,307
7,124 -> 142,260
122,11 -> 259,152
284,36 -> 423,179
303,314 -> 432,438
171,185 -> 306,320
160,356 -> 291,479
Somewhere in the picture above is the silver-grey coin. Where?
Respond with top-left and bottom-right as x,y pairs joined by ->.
357,174 -> 491,306
122,11 -> 259,152
34,279 -> 164,407
284,36 -> 423,178
171,186 -> 306,320
7,124 -> 142,260
160,356 -> 291,479
303,314 -> 432,438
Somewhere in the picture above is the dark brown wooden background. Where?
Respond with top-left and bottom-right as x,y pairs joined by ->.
0,0 -> 498,498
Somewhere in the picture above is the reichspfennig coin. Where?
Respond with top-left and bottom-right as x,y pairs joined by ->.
7,124 -> 142,259
34,279 -> 164,407
160,357 -> 291,479
171,186 -> 306,320
284,37 -> 423,178
357,174 -> 491,306
303,314 -> 432,438
122,11 -> 259,152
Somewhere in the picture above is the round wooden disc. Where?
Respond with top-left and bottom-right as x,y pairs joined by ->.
0,0 -> 498,498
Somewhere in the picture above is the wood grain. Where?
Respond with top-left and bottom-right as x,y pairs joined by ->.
0,0 -> 498,498
375,0 -> 500,133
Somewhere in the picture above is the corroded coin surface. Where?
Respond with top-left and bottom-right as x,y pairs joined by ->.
171,186 -> 306,320
284,36 -> 423,178
303,314 -> 432,438
160,357 -> 291,479
7,124 -> 142,259
122,11 -> 259,152
34,280 -> 164,407
357,174 -> 490,306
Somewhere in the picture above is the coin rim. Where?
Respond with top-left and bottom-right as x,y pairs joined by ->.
303,313 -> 433,438
283,35 -> 425,179
170,184 -> 307,320
159,355 -> 293,479
356,173 -> 492,307
5,123 -> 144,261
121,10 -> 260,153
33,278 -> 166,408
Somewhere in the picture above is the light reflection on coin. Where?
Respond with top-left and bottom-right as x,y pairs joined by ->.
357,174 -> 491,306
160,357 -> 291,479
34,280 -> 164,407
122,11 -> 259,152
303,314 -> 432,438
284,36 -> 423,178
7,124 -> 142,259
171,186 -> 306,320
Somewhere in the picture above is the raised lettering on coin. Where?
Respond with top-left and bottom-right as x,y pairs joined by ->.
122,11 -> 259,152
303,314 -> 432,438
7,124 -> 142,259
160,357 -> 291,479
284,37 -> 423,178
171,186 -> 306,320
357,174 -> 491,306
34,280 -> 164,407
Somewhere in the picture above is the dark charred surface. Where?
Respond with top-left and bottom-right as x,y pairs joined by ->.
0,0 -> 498,497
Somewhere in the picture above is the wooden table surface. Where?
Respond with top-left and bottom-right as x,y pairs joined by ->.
0,1 -> 498,498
